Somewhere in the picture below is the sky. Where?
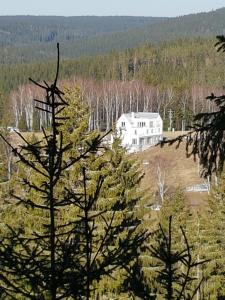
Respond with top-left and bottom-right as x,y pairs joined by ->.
1,0 -> 225,17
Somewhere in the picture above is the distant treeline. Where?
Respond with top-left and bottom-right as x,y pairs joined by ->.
3,38 -> 224,131
0,15 -> 166,45
0,8 -> 225,64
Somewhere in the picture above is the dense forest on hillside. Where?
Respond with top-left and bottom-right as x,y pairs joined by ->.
0,15 -> 166,64
0,8 -> 225,64
1,37 -> 224,131
1,8 -> 225,298
0,15 -> 167,45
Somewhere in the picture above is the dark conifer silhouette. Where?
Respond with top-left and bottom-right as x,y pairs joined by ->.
151,216 -> 207,300
122,257 -> 155,299
0,44 -> 147,299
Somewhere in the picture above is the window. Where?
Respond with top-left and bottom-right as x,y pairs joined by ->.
121,122 -> 125,127
146,129 -> 149,134
149,121 -> 153,128
158,128 -> 160,132
134,130 -> 137,135
132,138 -> 137,145
137,122 -> 146,127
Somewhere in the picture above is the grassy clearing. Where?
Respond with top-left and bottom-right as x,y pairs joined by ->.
135,131 -> 208,209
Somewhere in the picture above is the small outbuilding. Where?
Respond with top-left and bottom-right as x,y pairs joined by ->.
116,112 -> 163,153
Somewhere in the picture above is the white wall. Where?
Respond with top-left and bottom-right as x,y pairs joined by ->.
116,114 -> 163,152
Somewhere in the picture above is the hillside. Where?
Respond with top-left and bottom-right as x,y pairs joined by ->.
0,8 -> 225,64
0,15 -> 166,45
0,15 -> 166,64
136,133 -> 208,209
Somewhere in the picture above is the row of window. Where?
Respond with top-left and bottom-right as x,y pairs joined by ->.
134,128 -> 161,135
132,136 -> 160,145
138,121 -> 162,128
121,121 -> 161,128
137,122 -> 145,127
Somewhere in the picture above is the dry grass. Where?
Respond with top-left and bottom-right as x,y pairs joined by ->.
135,132 -> 208,209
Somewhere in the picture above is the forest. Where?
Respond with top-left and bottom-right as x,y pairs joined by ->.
0,7 -> 225,64
0,8 -> 225,299
1,38 -> 224,133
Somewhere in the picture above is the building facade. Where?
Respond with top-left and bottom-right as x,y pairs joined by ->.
116,112 -> 163,152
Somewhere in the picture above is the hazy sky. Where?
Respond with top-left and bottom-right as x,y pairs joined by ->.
1,0 -> 225,17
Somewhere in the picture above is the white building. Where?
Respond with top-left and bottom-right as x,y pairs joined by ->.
116,112 -> 163,153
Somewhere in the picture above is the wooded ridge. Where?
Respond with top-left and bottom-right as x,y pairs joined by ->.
0,7 -> 225,64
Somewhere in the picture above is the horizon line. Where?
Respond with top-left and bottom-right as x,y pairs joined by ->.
0,7 -> 223,19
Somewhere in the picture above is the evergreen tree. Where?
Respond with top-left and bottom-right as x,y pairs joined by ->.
150,215 -> 206,300
203,174 -> 225,298
143,190 -> 207,299
58,86 -> 148,297
0,45 -> 147,299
